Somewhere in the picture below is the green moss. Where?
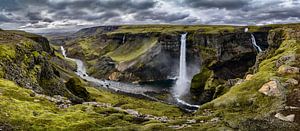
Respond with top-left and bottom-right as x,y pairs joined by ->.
87,87 -> 183,117
107,38 -> 158,62
197,46 -> 217,65
191,67 -> 213,94
65,77 -> 90,101
0,44 -> 16,59
141,123 -> 170,131
32,51 -> 40,58
0,79 -> 153,130
108,25 -> 240,35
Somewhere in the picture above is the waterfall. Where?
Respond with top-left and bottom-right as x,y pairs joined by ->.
174,33 -> 188,97
172,33 -> 200,109
250,34 -> 262,52
60,46 -> 87,77
122,35 -> 126,43
60,46 -> 67,58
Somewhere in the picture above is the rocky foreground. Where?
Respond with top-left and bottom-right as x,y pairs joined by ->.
0,24 -> 299,130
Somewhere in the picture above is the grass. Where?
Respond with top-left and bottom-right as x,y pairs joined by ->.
0,78 -> 184,130
108,24 -> 241,35
107,37 -> 158,62
87,87 -> 183,117
0,44 -> 16,59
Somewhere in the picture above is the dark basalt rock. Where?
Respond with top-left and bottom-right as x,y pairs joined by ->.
89,56 -> 117,79
189,31 -> 269,103
65,77 -> 90,102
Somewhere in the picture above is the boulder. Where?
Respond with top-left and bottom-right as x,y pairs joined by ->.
245,74 -> 254,81
286,78 -> 299,86
65,77 -> 90,102
276,54 -> 296,68
278,65 -> 299,74
275,113 -> 295,122
258,81 -> 281,97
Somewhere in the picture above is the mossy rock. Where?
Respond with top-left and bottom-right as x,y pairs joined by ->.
190,66 -> 213,95
65,77 -> 90,102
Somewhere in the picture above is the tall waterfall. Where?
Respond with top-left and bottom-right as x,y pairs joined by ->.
173,33 -> 199,109
174,33 -> 188,97
250,34 -> 262,52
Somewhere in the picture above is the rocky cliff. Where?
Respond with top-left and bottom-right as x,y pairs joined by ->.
57,25 -> 270,85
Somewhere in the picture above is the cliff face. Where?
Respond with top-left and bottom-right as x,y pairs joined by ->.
187,31 -> 269,104
193,24 -> 300,130
59,26 -> 268,86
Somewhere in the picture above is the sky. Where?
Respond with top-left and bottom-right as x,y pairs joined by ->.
0,0 -> 299,33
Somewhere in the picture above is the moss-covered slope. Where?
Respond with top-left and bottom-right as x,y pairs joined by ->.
188,25 -> 300,130
0,78 -> 185,130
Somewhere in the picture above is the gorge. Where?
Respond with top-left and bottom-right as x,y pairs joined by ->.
0,24 -> 299,130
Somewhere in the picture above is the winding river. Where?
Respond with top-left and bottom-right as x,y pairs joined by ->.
61,44 -> 199,112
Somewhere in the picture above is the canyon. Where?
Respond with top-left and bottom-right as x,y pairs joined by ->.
0,24 -> 299,130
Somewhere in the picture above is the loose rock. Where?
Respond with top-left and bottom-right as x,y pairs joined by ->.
276,55 -> 296,68
278,65 -> 299,74
245,74 -> 254,81
210,117 -> 220,122
186,119 -> 196,124
286,78 -> 298,85
259,81 -> 281,97
275,113 -> 295,122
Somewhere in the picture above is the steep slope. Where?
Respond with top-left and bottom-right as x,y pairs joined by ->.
0,29 -> 186,130
0,30 -> 88,103
0,78 -> 184,130
188,25 -> 300,130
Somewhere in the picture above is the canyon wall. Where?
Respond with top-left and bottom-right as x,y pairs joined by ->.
58,27 -> 268,84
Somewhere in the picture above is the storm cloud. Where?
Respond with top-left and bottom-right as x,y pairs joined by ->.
0,0 -> 299,32
181,0 -> 249,10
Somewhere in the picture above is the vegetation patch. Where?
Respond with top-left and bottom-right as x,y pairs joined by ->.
107,37 -> 158,62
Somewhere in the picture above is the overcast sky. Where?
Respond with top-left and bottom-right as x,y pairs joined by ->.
0,0 -> 299,33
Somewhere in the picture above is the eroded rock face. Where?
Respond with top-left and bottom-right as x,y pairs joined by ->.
259,81 -> 281,97
189,32 -> 269,103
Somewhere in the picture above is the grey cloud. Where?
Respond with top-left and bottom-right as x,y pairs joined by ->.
0,14 -> 11,23
135,11 -> 189,22
1,0 -> 300,32
182,0 -> 249,10
48,0 -> 156,13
